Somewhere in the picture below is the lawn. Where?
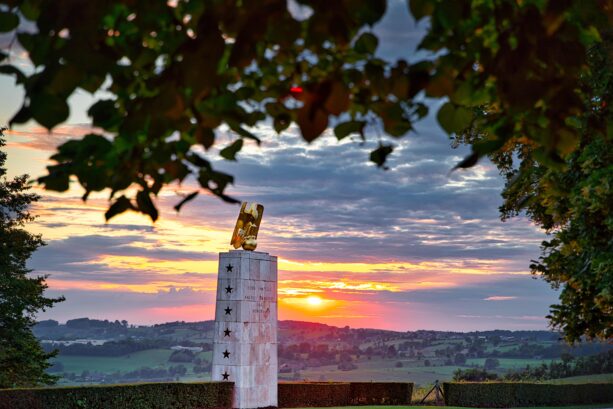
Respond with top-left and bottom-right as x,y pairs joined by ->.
292,405 -> 613,409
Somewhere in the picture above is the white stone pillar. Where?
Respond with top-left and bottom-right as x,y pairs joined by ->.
212,250 -> 278,409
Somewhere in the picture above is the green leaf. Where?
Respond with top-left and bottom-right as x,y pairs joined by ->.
0,11 -> 19,32
105,196 -> 134,221
273,114 -> 291,133
473,138 -> 505,156
370,144 -> 394,168
174,191 -> 199,212
9,105 -> 32,126
451,151 -> 479,171
19,0 -> 42,21
334,120 -> 366,140
38,164 -> 70,192
48,64 -> 84,96
351,0 -> 386,25
17,32 -> 50,66
220,139 -> 243,161
195,126 -> 215,149
0,65 -> 26,83
80,74 -> 105,94
408,0 -> 435,21
136,190 -> 158,222
229,125 -> 261,145
451,81 -> 490,106
88,100 -> 120,130
433,2 -> 463,30
354,32 -> 378,54
379,103 -> 412,137
30,93 -> 70,130
436,102 -> 473,134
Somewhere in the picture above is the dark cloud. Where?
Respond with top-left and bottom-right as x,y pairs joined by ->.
29,234 -> 218,286
173,113 -> 544,267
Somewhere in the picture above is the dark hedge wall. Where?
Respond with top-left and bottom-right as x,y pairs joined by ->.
278,381 -> 412,407
349,382 -> 412,405
278,382 -> 351,407
443,382 -> 613,408
1,381 -> 413,409
0,382 -> 234,409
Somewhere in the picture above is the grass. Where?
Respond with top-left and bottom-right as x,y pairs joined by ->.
285,355 -> 563,386
291,405 -> 613,409
282,358 -> 456,385
466,357 -> 558,369
57,349 -> 174,373
55,349 -> 214,374
544,373 -> 613,384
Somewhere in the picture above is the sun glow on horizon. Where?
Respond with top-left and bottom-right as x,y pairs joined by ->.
306,295 -> 323,306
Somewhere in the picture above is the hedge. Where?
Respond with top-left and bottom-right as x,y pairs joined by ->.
443,382 -> 613,408
0,382 -> 234,409
1,380 -> 413,408
278,381 -> 413,407
348,382 -> 412,405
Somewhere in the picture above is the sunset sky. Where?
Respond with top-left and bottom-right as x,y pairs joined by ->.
1,1 -> 559,331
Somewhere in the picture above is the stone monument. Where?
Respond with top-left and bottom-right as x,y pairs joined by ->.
212,202 -> 278,409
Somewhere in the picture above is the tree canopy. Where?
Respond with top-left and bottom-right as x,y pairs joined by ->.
453,31 -> 612,343
0,0 -> 611,342
0,127 -> 64,388
0,0 -> 609,219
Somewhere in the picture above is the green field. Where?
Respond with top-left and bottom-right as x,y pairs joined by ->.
55,349 -> 212,382
284,355 -> 574,386
55,349 -> 612,387
544,373 -> 613,384
466,357 -> 558,369
58,349 -> 173,373
283,357 -> 463,385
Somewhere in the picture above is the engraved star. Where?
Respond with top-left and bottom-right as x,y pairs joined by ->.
225,285 -> 233,294
224,306 -> 232,315
224,328 -> 231,337
225,264 -> 233,272
222,371 -> 229,380
223,349 -> 230,358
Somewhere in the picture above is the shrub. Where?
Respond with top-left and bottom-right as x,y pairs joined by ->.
444,382 -> 613,408
168,350 -> 196,363
349,382 -> 412,405
278,382 -> 351,407
278,381 -> 413,407
0,382 -> 233,409
453,368 -> 499,382
484,358 -> 499,370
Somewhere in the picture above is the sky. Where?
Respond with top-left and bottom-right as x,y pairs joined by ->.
1,1 -> 560,331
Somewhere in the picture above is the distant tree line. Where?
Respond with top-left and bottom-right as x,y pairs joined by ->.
43,339 -> 174,357
454,350 -> 613,382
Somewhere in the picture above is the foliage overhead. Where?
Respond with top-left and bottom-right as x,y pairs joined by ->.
0,0 -> 609,221
0,127 -> 64,388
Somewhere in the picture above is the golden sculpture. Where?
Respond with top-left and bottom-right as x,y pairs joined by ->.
231,202 -> 264,251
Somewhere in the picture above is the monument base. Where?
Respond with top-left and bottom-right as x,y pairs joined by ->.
212,250 -> 278,409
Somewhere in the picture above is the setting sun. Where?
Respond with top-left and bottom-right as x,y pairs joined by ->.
306,295 -> 323,306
